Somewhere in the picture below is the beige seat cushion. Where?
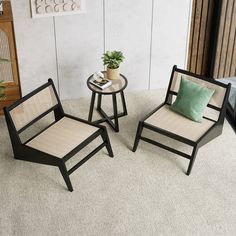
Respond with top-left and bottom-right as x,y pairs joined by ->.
145,105 -> 215,142
26,117 -> 99,158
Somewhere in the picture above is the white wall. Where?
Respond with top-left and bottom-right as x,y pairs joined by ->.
55,0 -> 104,99
150,0 -> 192,89
11,0 -> 192,100
105,1 -> 153,91
11,0 -> 58,95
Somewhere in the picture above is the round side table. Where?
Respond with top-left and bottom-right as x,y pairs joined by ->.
87,72 -> 128,132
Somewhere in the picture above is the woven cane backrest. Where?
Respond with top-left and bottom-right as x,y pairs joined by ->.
9,85 -> 58,131
170,71 -> 227,109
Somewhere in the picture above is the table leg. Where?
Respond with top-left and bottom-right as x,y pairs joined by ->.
88,92 -> 96,122
97,94 -> 102,110
120,91 -> 128,115
112,93 -> 119,132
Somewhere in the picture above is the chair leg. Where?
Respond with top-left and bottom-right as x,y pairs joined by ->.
59,162 -> 73,192
186,146 -> 199,176
101,128 -> 114,157
132,121 -> 143,152
112,93 -> 119,132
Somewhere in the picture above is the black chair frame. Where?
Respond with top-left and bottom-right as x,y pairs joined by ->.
226,98 -> 236,132
133,66 -> 231,175
4,79 -> 114,192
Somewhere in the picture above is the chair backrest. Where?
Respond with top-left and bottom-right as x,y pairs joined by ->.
165,66 -> 231,121
4,79 -> 62,133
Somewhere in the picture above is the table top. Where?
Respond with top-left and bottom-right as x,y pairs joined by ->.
87,72 -> 128,94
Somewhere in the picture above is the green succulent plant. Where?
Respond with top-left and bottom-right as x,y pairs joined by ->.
102,50 -> 125,69
0,80 -> 6,100
0,57 -> 9,63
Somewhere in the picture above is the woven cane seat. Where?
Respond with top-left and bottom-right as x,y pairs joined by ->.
145,105 -> 215,142
26,117 -> 99,158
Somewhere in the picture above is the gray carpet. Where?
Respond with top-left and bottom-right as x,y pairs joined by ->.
1,89 -> 236,236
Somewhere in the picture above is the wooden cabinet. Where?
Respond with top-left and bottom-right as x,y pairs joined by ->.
0,0 -> 21,115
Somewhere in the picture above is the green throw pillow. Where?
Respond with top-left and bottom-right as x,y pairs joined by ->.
170,77 -> 215,122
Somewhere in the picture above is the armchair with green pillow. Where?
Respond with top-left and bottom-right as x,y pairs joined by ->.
171,77 -> 215,123
133,65 -> 231,175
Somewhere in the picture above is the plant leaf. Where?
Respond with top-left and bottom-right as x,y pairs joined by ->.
102,50 -> 124,68
0,57 -> 10,63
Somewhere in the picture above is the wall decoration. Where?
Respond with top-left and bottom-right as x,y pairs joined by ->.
30,0 -> 86,18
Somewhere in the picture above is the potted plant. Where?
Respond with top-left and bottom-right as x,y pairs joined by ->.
0,0 -> 3,15
0,80 -> 5,100
0,57 -> 10,100
102,50 -> 125,80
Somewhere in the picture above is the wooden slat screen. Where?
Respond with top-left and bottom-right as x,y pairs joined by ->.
188,0 -> 215,76
188,0 -> 236,78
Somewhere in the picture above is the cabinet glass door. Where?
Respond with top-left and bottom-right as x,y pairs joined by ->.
0,29 -> 14,82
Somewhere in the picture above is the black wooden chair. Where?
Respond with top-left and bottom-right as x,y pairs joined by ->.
133,66 -> 231,175
219,77 -> 236,132
4,79 -> 113,192
226,87 -> 236,132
